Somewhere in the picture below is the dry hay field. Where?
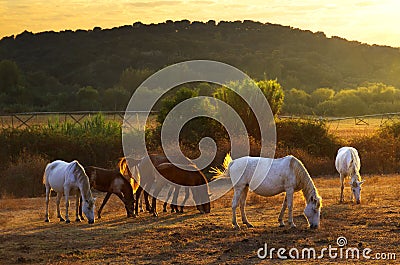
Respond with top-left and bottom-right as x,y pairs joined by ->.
0,175 -> 399,264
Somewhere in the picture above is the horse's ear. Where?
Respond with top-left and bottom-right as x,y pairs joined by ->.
208,193 -> 213,197
360,180 -> 365,185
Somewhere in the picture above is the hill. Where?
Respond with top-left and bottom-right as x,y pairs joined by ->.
1,20 -> 400,112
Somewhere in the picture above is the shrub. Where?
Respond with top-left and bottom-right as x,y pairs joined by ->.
0,151 -> 49,198
276,119 -> 340,157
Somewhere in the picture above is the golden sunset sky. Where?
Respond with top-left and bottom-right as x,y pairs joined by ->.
1,0 -> 399,47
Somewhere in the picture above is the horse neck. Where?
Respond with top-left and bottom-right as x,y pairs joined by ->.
292,159 -> 317,203
121,177 -> 134,199
78,174 -> 93,201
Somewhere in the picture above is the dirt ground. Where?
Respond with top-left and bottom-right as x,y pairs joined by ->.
0,175 -> 399,264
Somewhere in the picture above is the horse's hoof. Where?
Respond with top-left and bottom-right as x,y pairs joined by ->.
59,217 -> 65,222
233,225 -> 241,230
75,218 -> 81,222
45,219 -> 49,222
163,209 -> 167,212
279,224 -> 285,227
153,212 -> 158,217
66,220 -> 71,224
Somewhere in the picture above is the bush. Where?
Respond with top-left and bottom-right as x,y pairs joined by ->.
0,151 -> 49,198
276,119 -> 340,157
0,114 -> 123,170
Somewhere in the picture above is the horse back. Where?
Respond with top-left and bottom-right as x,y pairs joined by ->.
156,163 -> 207,186
44,160 -> 76,193
335,147 -> 360,174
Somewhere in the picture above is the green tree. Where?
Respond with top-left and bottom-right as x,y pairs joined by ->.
0,60 -> 19,93
77,86 -> 99,110
102,87 -> 130,110
310,88 -> 335,106
119,67 -> 153,93
214,79 -> 284,139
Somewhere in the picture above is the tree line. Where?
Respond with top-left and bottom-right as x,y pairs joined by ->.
282,82 -> 400,116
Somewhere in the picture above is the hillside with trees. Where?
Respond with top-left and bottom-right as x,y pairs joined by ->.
1,20 -> 400,113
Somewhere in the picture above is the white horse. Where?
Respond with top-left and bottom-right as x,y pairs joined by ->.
43,160 -> 96,224
335,146 -> 364,204
216,154 -> 322,229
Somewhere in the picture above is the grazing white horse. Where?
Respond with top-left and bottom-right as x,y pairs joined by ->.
215,154 -> 322,229
43,160 -> 96,224
335,146 -> 364,204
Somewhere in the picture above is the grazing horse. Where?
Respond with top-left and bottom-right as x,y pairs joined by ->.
155,162 -> 211,214
335,146 -> 364,204
133,154 -> 198,216
118,156 -> 151,215
43,160 -> 95,224
83,166 -> 135,218
215,154 -> 322,229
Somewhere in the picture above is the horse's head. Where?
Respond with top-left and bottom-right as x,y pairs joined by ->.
304,194 -> 322,229
351,179 -> 364,204
82,198 -> 96,224
126,197 -> 136,217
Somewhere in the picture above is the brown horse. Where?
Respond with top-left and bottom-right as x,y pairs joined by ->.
82,166 -> 135,219
155,162 -> 211,214
133,154 -> 197,216
118,156 -> 152,215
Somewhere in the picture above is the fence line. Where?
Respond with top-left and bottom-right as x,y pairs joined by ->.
1,111 -> 400,129
0,111 -> 157,129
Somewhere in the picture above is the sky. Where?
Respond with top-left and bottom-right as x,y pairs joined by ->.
1,0 -> 400,47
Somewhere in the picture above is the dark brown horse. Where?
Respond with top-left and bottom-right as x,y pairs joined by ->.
155,162 -> 211,214
82,166 -> 135,218
118,156 -> 152,215
133,154 -> 197,216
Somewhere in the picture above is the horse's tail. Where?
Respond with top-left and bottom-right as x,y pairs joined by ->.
210,153 -> 233,180
43,163 -> 50,185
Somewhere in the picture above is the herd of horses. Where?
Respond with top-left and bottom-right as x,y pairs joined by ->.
43,146 -> 363,229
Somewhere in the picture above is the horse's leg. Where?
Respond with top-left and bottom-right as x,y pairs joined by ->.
151,185 -> 163,217
56,192 -> 65,222
286,189 -> 296,228
98,192 -> 112,219
278,194 -> 287,227
172,187 -> 179,214
78,196 -> 84,220
340,174 -> 344,203
180,187 -> 190,213
45,186 -> 51,222
134,186 -> 143,216
75,192 -> 81,222
115,192 -> 132,217
232,186 -> 244,229
143,191 -> 151,212
63,188 -> 70,223
163,186 -> 174,212
239,185 -> 253,228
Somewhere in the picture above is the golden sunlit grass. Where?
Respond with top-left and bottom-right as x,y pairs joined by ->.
1,175 -> 399,264
326,117 -> 386,139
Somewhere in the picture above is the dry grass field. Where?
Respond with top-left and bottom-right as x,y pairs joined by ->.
1,175 -> 399,264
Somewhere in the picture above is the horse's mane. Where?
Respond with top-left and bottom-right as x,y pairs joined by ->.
290,156 -> 322,209
70,161 -> 94,203
118,157 -> 140,192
